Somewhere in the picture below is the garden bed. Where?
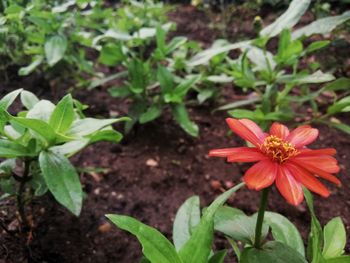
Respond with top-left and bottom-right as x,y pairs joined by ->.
0,3 -> 350,263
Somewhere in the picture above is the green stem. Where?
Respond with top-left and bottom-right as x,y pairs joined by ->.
254,187 -> 269,248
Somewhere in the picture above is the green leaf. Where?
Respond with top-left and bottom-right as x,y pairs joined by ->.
165,75 -> 201,103
260,0 -> 311,37
128,59 -> 149,94
178,183 -> 245,263
240,241 -> 307,263
68,117 -> 129,137
264,212 -> 305,256
322,217 -> 346,259
292,11 -> 350,40
325,256 -> 350,263
329,122 -> 350,135
49,94 -> 75,133
98,43 -> 125,66
157,66 -> 174,94
327,96 -> 350,115
139,106 -> 162,124
173,196 -> 201,251
88,71 -> 128,90
0,89 -> 22,110
277,71 -> 335,85
20,90 -> 39,110
26,100 -> 56,122
88,129 -> 123,144
0,139 -> 32,158
215,213 -> 269,245
171,104 -> 198,137
12,117 -> 57,145
208,250 -> 227,263
50,139 -> 89,157
39,151 -> 82,216
322,78 -> 350,92
108,86 -> 131,98
305,41 -> 330,53
304,188 -> 325,263
106,214 -> 183,263
187,41 -> 250,67
45,35 -> 68,66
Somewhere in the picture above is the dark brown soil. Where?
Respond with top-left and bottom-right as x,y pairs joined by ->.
1,5 -> 350,263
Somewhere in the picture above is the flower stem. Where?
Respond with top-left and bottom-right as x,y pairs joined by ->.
254,187 -> 269,248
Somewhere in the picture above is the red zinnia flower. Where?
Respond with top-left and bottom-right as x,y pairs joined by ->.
209,118 -> 341,205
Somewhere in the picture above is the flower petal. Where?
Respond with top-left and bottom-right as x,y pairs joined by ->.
243,160 -> 278,190
226,118 -> 266,147
292,155 -> 340,174
298,148 -> 337,156
286,125 -> 319,148
284,162 -> 330,198
227,148 -> 267,163
269,122 -> 290,140
276,165 -> 304,206
290,159 -> 341,186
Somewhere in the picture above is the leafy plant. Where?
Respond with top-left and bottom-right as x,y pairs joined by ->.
0,89 -> 129,232
188,0 -> 350,131
107,183 -> 245,263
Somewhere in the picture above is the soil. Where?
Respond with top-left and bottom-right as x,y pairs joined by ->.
1,4 -> 350,263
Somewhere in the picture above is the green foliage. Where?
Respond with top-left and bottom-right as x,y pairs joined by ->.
107,183 -> 245,263
0,89 -> 128,216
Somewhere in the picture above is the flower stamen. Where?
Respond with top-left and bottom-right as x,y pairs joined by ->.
260,135 -> 299,163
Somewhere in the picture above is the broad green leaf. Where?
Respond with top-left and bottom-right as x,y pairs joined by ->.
229,109 -> 257,120
49,94 -> 75,133
178,183 -> 245,263
187,41 -> 250,67
292,11 -> 350,40
171,104 -> 198,137
173,196 -> 201,251
18,56 -> 43,76
245,46 -> 276,70
0,140 -> 31,158
215,213 -> 268,245
264,212 -> 305,256
68,117 -> 129,137
260,0 -> 311,37
139,106 -> 162,124
166,37 -> 187,53
129,59 -> 149,94
0,89 -> 22,110
304,188 -> 325,263
26,100 -> 56,122
107,215 -> 183,263
240,241 -> 307,263
39,151 -> 82,216
50,139 -> 89,157
12,117 -> 57,145
0,159 -> 16,176
214,206 -> 245,225
45,35 -> 68,66
166,75 -> 201,103
277,71 -> 335,85
322,217 -> 346,259
20,90 -> 39,110
208,250 -> 227,263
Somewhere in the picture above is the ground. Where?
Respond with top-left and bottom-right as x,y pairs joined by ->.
0,4 -> 350,263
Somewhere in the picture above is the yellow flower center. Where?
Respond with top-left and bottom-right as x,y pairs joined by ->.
260,135 -> 299,163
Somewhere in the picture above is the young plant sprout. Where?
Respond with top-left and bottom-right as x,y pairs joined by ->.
0,89 -> 129,233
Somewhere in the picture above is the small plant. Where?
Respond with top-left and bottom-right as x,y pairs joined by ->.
107,119 -> 349,262
0,89 -> 129,232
